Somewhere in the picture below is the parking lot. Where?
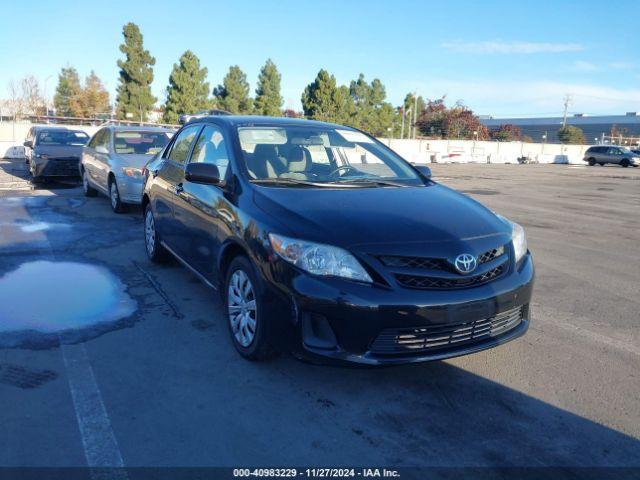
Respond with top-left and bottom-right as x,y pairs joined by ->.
0,159 -> 639,473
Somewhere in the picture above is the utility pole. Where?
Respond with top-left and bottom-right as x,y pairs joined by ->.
562,94 -> 572,128
412,91 -> 418,139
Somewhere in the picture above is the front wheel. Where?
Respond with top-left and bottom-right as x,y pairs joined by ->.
620,159 -> 630,168
109,179 -> 127,213
587,158 -> 596,166
224,256 -> 276,361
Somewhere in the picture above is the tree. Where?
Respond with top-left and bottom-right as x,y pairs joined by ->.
53,67 -> 82,117
254,59 -> 283,116
301,69 -> 355,125
79,71 -> 110,117
163,50 -> 211,124
416,98 -> 488,140
283,108 -> 301,118
115,22 -> 156,121
557,125 -> 585,144
347,74 -> 396,136
403,92 -> 426,118
490,124 -> 522,142
213,66 -> 253,114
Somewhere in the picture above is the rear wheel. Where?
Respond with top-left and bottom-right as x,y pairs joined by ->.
620,159 -> 630,168
224,256 -> 276,361
587,158 -> 596,166
144,204 -> 168,263
109,178 -> 126,213
82,169 -> 97,197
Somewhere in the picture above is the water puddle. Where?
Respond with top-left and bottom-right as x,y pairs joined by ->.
0,261 -> 137,348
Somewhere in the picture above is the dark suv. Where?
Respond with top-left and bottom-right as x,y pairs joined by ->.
142,116 -> 534,365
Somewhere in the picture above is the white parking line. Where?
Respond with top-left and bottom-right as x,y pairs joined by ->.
61,341 -> 127,478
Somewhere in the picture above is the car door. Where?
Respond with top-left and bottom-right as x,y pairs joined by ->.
93,129 -> 112,191
152,124 -> 202,252
84,129 -> 107,190
172,123 -> 233,281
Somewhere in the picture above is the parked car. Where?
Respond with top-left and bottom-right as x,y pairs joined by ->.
142,116 -> 534,365
81,126 -> 174,212
583,145 -> 639,167
23,127 -> 90,182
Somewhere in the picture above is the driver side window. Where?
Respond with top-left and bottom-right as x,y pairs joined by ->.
189,125 -> 230,179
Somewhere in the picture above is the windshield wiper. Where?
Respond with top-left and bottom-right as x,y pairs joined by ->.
331,178 -> 411,188
251,178 -> 333,187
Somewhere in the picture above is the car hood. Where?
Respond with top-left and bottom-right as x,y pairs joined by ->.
114,154 -> 155,168
35,145 -> 84,158
253,183 -> 510,249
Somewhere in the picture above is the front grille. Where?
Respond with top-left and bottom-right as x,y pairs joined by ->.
396,265 -> 505,290
370,305 -> 525,355
379,245 -> 505,272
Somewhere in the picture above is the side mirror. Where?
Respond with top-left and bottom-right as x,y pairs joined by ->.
414,165 -> 432,180
95,145 -> 109,154
23,140 -> 33,149
185,162 -> 220,185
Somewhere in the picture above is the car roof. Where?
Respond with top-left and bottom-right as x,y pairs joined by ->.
106,125 -> 175,133
184,115 -> 355,131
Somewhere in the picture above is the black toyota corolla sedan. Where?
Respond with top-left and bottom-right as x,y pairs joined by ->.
142,116 -> 534,365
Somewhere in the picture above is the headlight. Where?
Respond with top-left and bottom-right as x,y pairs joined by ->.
268,233 -> 372,283
122,167 -> 143,179
497,215 -> 528,263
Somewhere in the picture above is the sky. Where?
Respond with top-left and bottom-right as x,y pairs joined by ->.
1,0 -> 639,118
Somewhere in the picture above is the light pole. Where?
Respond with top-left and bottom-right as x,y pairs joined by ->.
401,107 -> 411,139
43,74 -> 53,117
541,133 -> 547,154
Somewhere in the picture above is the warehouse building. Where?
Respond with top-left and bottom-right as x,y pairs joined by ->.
480,112 -> 640,144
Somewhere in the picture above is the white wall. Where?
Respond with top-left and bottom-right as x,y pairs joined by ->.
379,138 -> 589,165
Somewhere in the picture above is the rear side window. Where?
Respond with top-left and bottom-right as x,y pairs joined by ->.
167,125 -> 201,165
114,131 -> 170,155
190,125 -> 230,179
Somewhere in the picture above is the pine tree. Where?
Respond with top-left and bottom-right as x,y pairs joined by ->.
53,67 -> 82,117
115,22 -> 156,121
301,69 -> 355,125
79,71 -> 110,118
213,66 -> 252,114
348,74 -> 395,135
254,59 -> 283,116
163,50 -> 211,124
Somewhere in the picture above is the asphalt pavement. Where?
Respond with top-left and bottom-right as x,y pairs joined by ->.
0,158 -> 638,476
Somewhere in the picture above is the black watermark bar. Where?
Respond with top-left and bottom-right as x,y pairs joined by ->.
0,468 -> 640,480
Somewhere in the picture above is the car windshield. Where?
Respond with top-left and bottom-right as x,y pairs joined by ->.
237,126 -> 423,187
36,130 -> 89,146
114,131 -> 171,155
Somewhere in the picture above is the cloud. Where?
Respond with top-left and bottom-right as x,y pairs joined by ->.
609,61 -> 635,70
572,60 -> 598,72
401,78 -> 640,116
441,41 -> 584,54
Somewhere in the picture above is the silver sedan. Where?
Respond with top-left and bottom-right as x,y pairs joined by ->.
80,126 -> 174,212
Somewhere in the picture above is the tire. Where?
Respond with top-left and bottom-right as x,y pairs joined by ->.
82,169 -> 97,197
109,178 -> 127,213
31,176 -> 46,185
620,159 -> 630,168
587,158 -> 596,166
224,255 -> 276,361
143,204 -> 169,263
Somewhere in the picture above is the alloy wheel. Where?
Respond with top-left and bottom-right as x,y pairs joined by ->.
145,209 -> 155,256
227,270 -> 257,347
110,182 -> 119,209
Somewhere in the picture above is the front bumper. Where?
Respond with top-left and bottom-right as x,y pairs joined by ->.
32,157 -> 80,177
267,253 -> 534,365
114,175 -> 144,204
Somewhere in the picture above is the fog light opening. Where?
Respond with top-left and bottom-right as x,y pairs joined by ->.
301,313 -> 338,350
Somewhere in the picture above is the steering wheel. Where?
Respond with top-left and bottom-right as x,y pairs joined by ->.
329,165 -> 359,177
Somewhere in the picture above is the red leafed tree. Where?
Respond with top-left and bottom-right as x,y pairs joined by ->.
490,124 -> 522,141
416,97 -> 488,140
283,108 -> 301,118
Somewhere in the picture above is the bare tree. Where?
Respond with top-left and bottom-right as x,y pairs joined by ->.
4,76 -> 45,119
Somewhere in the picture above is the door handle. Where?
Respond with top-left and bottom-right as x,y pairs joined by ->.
174,183 -> 184,194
